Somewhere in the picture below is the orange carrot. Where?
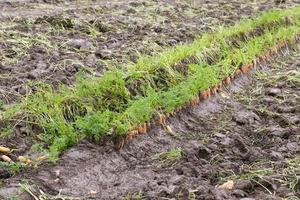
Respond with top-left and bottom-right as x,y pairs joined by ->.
1,155 -> 12,162
142,123 -> 147,134
225,77 -> 231,85
241,65 -> 250,74
138,125 -> 143,134
235,69 -> 242,76
17,156 -> 32,164
0,146 -> 10,153
252,59 -> 257,69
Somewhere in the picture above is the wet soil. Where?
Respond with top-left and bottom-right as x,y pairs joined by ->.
0,43 -> 299,199
0,0 -> 299,103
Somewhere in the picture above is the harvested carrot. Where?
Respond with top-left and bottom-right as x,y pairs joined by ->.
17,156 -> 32,164
213,86 -> 218,94
241,65 -> 250,74
17,156 -> 26,162
252,59 -> 257,68
159,114 -> 164,125
1,155 -> 12,162
0,146 -> 10,153
200,91 -> 207,99
126,131 -> 134,140
138,125 -> 143,134
207,89 -> 211,98
220,180 -> 234,190
235,69 -> 242,76
225,77 -> 231,85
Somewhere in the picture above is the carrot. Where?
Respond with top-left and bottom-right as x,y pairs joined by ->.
171,111 -> 175,116
17,156 -> 32,164
207,89 -> 211,98
126,131 -> 134,140
162,116 -> 166,124
217,82 -> 222,91
0,146 -> 10,153
241,65 -> 250,74
235,69 -> 242,77
252,59 -> 257,69
142,123 -> 147,134
1,155 -> 12,162
138,125 -> 143,134
212,86 -> 218,94
117,138 -> 125,149
196,96 -> 200,104
159,114 -> 164,125
225,77 -> 231,85
200,91 -> 207,99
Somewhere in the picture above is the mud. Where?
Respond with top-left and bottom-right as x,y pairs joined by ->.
0,0 -> 299,103
0,44 -> 299,200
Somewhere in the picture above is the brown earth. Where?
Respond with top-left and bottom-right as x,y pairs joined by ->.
0,41 -> 299,200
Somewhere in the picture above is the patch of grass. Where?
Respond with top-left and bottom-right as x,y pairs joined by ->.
0,161 -> 26,175
122,191 -> 144,200
287,70 -> 300,86
19,181 -> 81,200
152,147 -> 183,166
219,157 -> 300,194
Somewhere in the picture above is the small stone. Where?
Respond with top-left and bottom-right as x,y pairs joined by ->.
265,87 -> 281,96
232,189 -> 247,197
286,142 -> 299,152
262,97 -> 275,104
240,198 -> 255,200
234,180 -> 253,191
270,151 -> 283,160
19,126 -> 31,135
233,111 -> 260,125
276,186 -> 292,197
95,49 -> 113,60
127,8 -> 136,14
69,39 -> 92,50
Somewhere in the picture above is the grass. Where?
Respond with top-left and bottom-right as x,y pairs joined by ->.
19,182 -> 81,200
122,191 -> 144,200
152,147 -> 183,166
0,161 -> 26,175
2,6 -> 300,158
218,157 -> 300,195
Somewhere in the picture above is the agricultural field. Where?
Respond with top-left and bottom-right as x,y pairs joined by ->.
0,0 -> 299,199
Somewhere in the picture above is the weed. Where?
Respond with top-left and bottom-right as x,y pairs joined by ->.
152,147 -> 183,166
0,161 -> 26,175
19,181 -> 81,200
122,191 -> 144,200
